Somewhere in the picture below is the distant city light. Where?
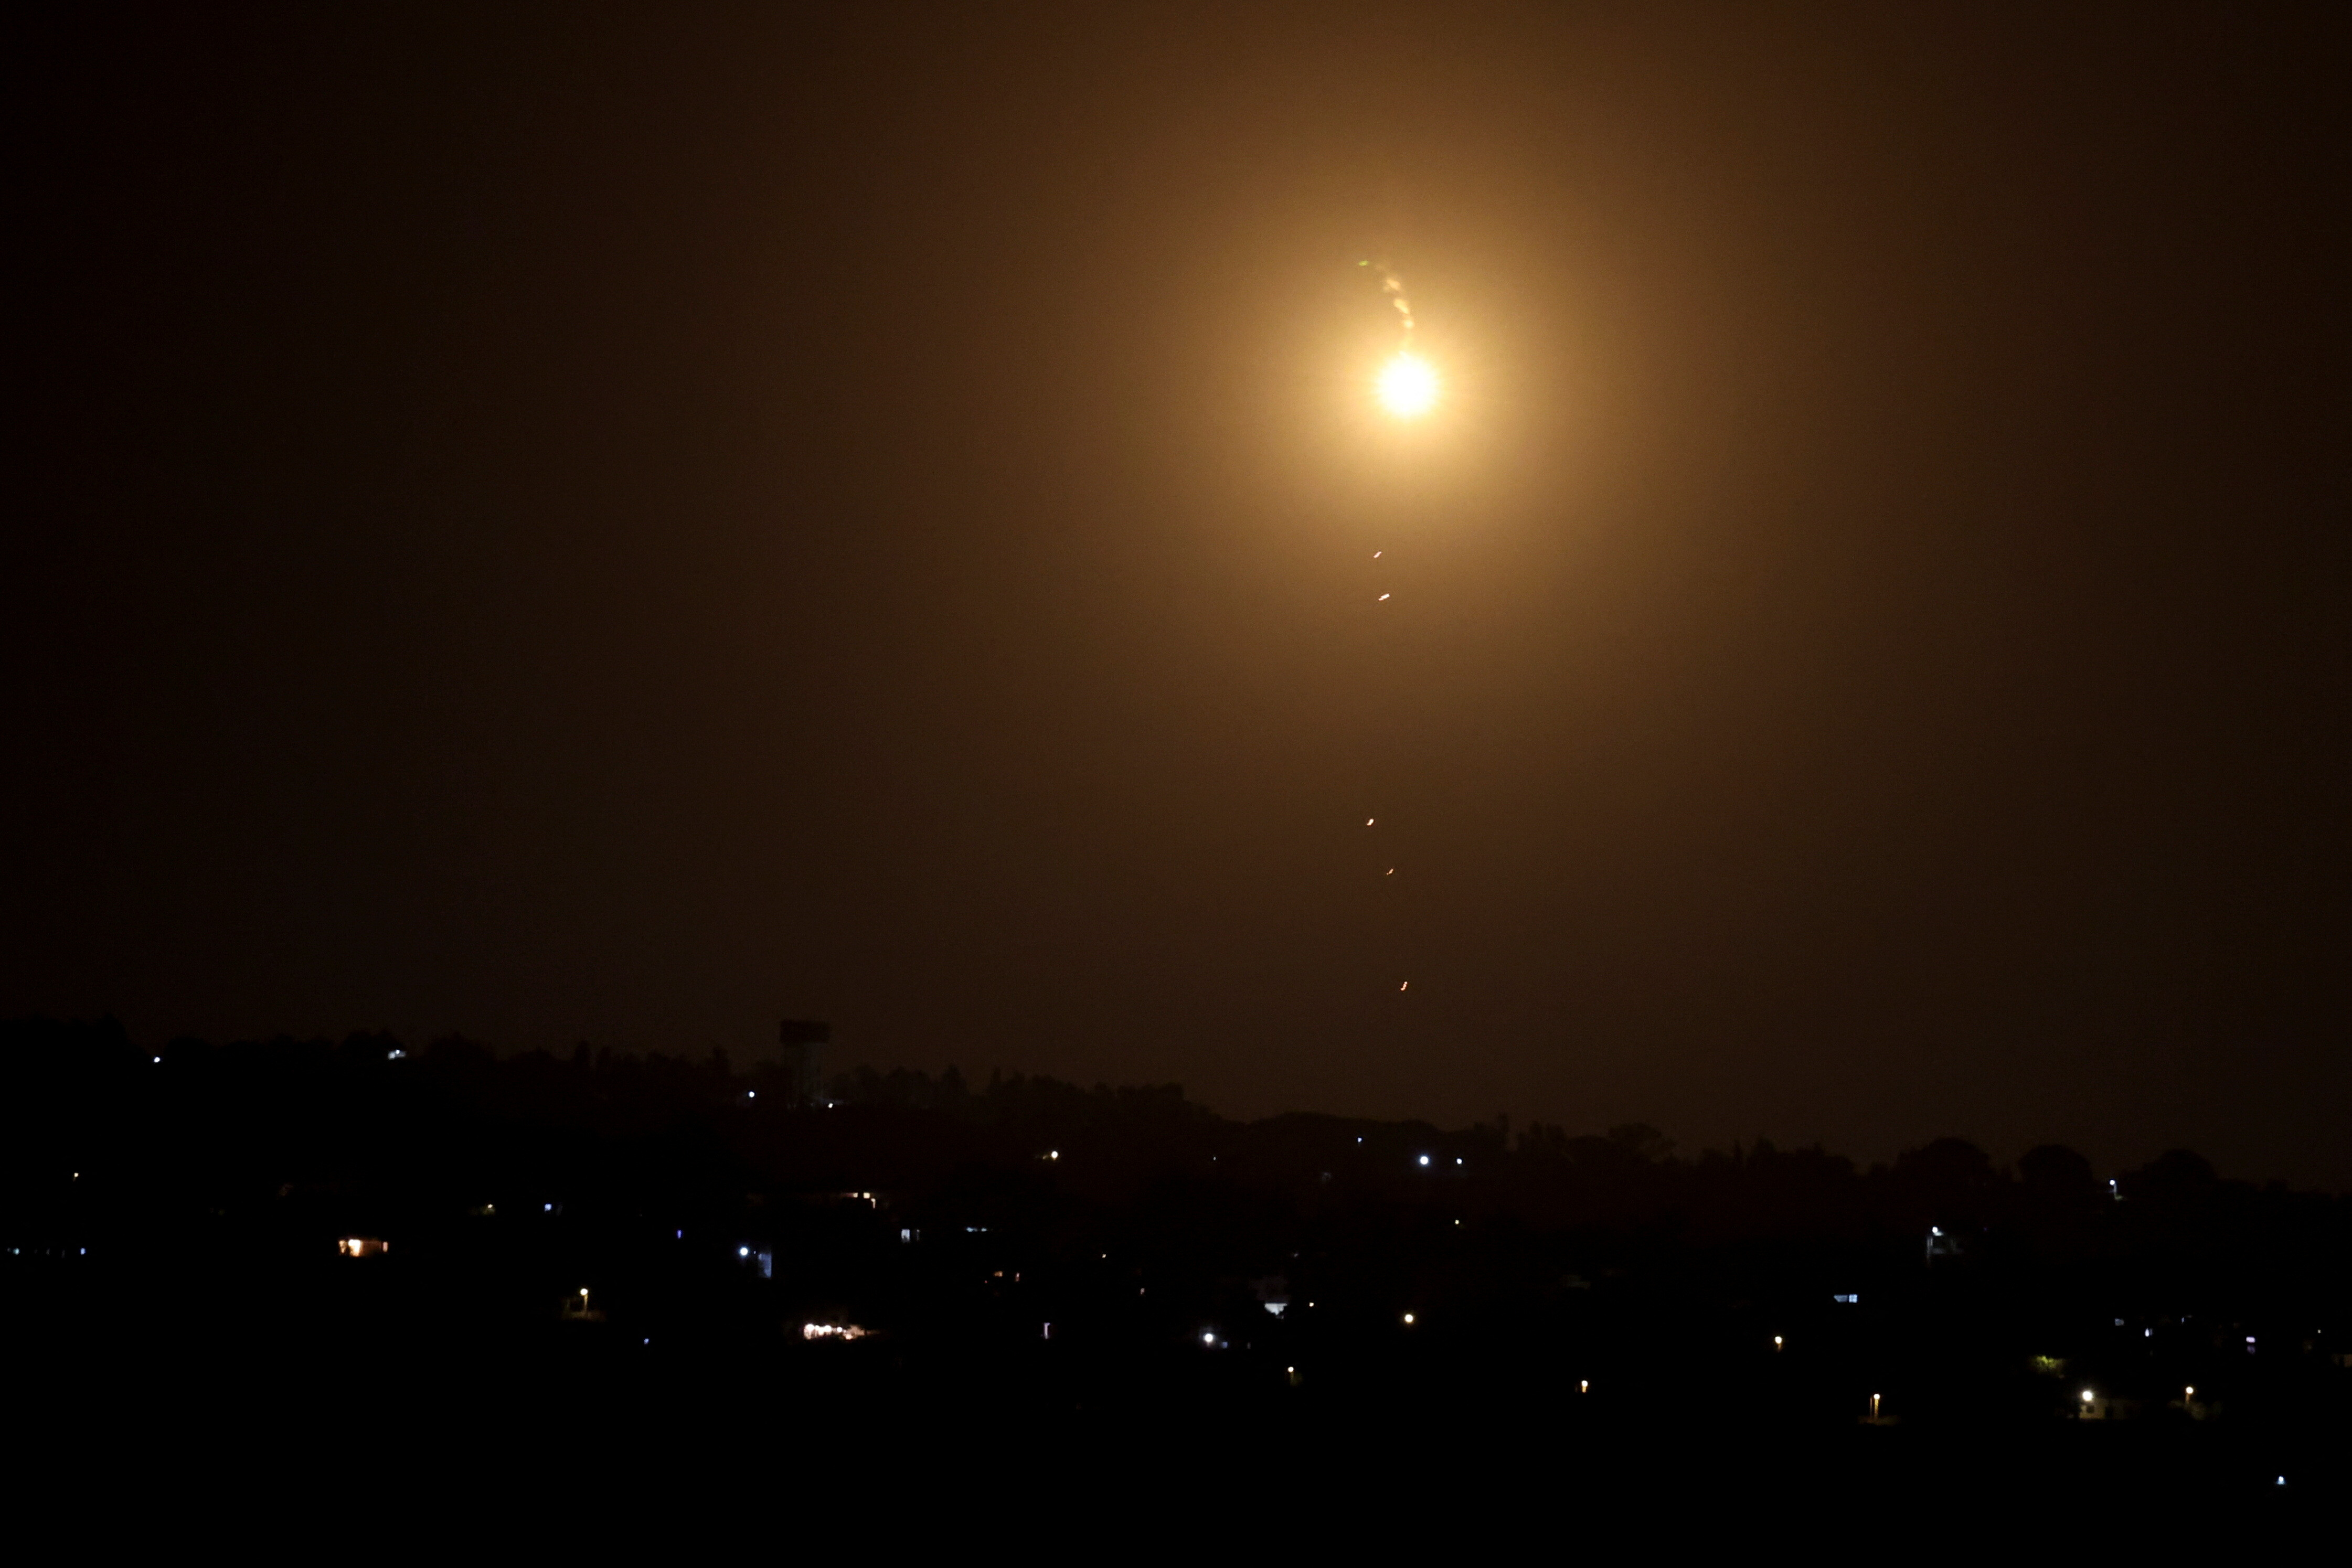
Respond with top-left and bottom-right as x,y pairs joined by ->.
337,1237 -> 388,1258
1833,1294 -> 1859,1304
1579,1380 -> 1589,1394
2081,1389 -> 2095,1403
1202,1331 -> 1216,1345
739,1245 -> 751,1257
803,1322 -> 869,1340
1418,1155 -> 1431,1167
1773,1336 -> 1784,1349
1402,1313 -> 1416,1325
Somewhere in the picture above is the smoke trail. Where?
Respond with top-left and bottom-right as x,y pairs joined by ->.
1359,259 -> 1414,345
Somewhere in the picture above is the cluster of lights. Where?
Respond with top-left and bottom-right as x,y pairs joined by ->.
803,1322 -> 869,1340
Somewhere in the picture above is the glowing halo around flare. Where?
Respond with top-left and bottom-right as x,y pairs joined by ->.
1376,353 -> 1439,418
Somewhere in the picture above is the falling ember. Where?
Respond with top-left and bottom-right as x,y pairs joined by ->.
1372,550 -> 1382,559
1386,868 -> 1395,875
1399,981 -> 1409,991
1378,593 -> 1391,602
1366,818 -> 1375,826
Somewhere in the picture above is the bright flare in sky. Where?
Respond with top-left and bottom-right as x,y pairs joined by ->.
1376,354 -> 1439,418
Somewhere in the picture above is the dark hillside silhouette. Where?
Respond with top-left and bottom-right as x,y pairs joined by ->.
4,1014 -> 2346,1508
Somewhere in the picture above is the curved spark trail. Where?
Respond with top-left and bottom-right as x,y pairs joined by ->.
1355,258 -> 1434,999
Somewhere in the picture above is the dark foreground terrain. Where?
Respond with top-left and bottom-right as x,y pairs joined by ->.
4,1018 -> 2344,1527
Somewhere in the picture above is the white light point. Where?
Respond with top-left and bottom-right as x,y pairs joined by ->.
1376,354 -> 1439,418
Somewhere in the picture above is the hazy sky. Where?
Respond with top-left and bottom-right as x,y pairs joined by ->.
8,5 -> 2346,1182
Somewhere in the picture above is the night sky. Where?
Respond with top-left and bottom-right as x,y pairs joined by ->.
8,6 -> 2346,1183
